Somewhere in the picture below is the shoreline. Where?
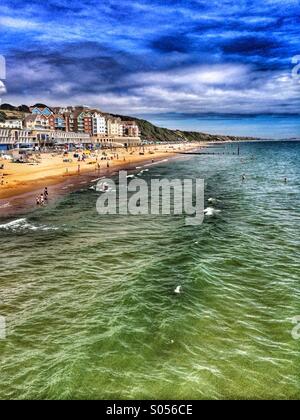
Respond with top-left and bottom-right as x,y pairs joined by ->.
0,142 -> 204,218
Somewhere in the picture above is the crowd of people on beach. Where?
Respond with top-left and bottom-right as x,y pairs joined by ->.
36,187 -> 49,206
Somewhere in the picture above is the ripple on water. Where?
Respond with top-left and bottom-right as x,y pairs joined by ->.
0,141 -> 300,399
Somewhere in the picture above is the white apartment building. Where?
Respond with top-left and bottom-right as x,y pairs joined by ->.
0,119 -> 23,129
107,117 -> 122,137
92,113 -> 107,136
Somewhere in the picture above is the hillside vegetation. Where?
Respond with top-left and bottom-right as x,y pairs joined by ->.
114,114 -> 258,142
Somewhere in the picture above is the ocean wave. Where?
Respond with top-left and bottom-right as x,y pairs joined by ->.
137,169 -> 149,176
0,218 -> 59,232
143,159 -> 169,168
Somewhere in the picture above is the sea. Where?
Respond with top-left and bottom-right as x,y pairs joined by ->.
0,140 -> 299,399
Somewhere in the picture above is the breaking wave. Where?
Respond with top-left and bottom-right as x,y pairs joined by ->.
0,218 -> 59,232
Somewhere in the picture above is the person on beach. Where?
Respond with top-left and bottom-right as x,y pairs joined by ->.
36,196 -> 40,206
44,187 -> 48,200
40,194 -> 45,205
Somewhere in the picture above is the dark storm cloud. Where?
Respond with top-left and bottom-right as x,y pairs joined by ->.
221,35 -> 282,56
151,34 -> 192,54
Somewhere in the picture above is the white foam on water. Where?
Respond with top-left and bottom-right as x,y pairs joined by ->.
174,286 -> 183,294
208,197 -> 220,204
138,169 -> 150,176
143,159 -> 169,168
204,207 -> 221,217
0,218 -> 59,232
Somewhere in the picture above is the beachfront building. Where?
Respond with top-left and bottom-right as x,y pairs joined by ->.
92,112 -> 107,136
116,136 -> 142,147
121,121 -> 140,138
56,116 -> 66,131
83,113 -> 93,135
24,114 -> 51,130
64,111 -> 99,136
15,129 -> 33,146
46,114 -> 66,131
0,129 -> 15,150
25,113 -> 66,132
107,117 -> 122,137
50,131 -> 91,145
67,111 -> 94,135
0,119 -> 23,129
30,106 -> 54,117
0,129 -> 34,150
64,112 -> 75,132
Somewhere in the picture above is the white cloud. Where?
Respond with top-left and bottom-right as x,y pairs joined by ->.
0,16 -> 40,30
128,64 -> 250,87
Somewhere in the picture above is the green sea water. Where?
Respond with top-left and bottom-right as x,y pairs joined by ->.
0,141 -> 299,399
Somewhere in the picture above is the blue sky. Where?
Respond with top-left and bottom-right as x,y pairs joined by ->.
0,0 -> 300,137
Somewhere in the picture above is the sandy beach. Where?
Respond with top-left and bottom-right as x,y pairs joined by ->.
0,142 -> 204,215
